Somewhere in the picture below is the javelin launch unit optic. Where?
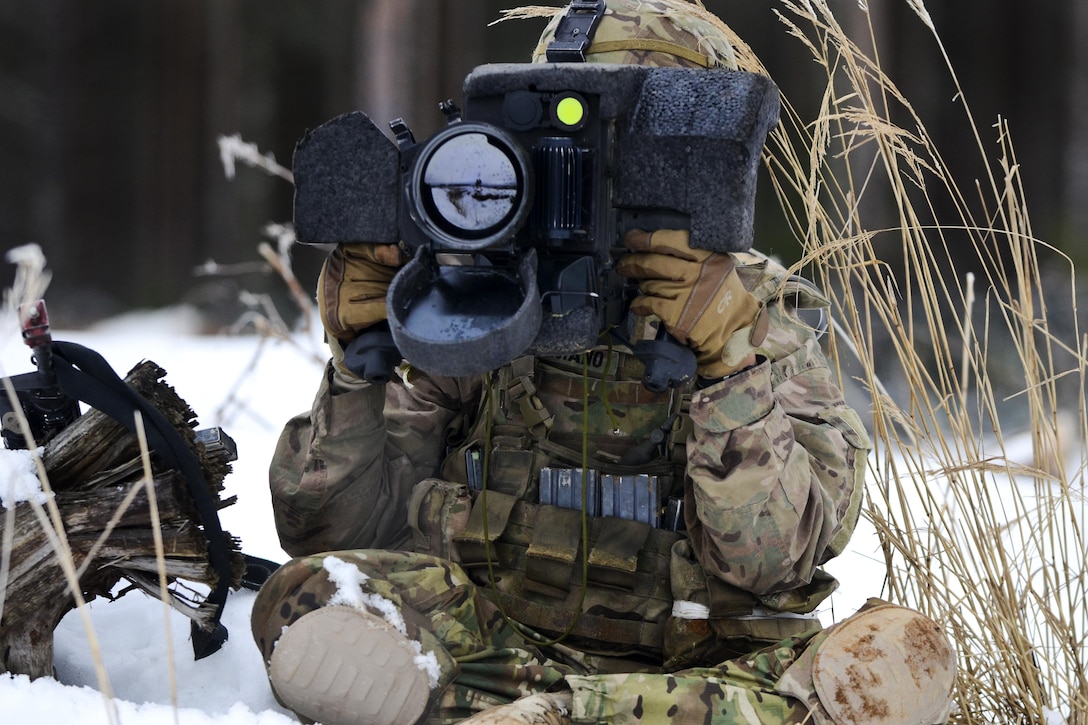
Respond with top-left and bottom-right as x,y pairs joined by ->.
292,61 -> 779,380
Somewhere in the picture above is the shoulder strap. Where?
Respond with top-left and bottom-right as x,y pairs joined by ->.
49,341 -> 234,660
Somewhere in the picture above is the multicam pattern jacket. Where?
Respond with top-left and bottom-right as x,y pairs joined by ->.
269,251 -> 870,633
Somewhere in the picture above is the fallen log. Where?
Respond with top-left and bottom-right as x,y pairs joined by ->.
0,359 -> 243,678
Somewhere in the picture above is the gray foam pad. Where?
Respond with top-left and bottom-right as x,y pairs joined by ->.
615,69 -> 780,252
466,64 -> 780,253
526,305 -> 601,357
292,111 -> 400,245
464,62 -> 651,119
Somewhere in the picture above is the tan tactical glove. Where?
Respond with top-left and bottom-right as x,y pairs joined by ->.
617,229 -> 764,379
318,242 -> 405,341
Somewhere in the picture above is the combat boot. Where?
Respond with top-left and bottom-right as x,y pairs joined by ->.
811,603 -> 957,725
458,692 -> 574,725
269,605 -> 431,725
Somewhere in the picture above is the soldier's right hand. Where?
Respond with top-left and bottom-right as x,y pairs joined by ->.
318,242 -> 405,341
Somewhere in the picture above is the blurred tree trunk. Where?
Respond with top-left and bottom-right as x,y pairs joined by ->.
131,1 -> 205,306
3,0 -> 1084,317
1065,0 -> 1088,246
355,0 -> 438,138
353,0 -> 490,140
202,0 -> 243,273
27,0 -> 75,304
843,3 -> 894,247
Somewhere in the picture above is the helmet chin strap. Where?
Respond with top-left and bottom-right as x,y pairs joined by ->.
546,0 -> 607,62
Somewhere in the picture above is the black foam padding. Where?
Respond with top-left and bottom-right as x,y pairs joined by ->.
388,249 -> 543,377
465,64 -> 780,253
464,62 -> 651,119
297,65 -> 781,374
616,69 -> 780,252
525,305 -> 601,357
292,112 -> 401,245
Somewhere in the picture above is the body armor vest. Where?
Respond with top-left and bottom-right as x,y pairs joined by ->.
439,349 -> 692,664
409,255 -> 836,668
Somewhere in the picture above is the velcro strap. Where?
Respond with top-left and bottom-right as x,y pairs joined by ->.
587,517 -> 647,590
453,490 -> 518,564
508,357 -> 553,433
722,305 -> 770,364
525,506 -> 583,596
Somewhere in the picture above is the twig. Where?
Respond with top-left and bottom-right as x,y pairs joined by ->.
216,134 -> 293,183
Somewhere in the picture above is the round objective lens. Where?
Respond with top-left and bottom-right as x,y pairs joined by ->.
422,132 -> 519,234
408,122 -> 533,251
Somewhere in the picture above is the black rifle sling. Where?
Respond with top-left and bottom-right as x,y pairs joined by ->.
49,341 -> 232,659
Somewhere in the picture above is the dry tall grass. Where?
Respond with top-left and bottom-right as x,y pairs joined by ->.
739,1 -> 1087,722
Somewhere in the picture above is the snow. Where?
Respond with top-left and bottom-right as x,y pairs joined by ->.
0,447 -> 49,508
0,307 -> 321,723
322,556 -> 442,688
0,305 -> 879,723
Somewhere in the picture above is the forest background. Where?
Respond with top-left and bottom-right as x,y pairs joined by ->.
0,0 -> 1083,329
2,2 -> 1088,721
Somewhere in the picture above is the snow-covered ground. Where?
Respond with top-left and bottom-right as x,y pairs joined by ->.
0,305 -> 883,724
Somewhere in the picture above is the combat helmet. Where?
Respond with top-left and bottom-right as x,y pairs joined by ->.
530,0 -> 738,69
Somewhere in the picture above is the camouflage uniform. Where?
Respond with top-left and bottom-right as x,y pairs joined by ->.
252,551 -> 838,724
254,250 -> 872,723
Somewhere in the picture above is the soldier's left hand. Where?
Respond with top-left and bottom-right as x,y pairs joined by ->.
617,229 -> 764,379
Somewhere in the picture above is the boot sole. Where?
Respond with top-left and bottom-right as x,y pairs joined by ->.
813,604 -> 956,725
270,605 -> 429,725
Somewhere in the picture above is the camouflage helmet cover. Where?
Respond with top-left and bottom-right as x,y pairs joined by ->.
530,0 -> 738,70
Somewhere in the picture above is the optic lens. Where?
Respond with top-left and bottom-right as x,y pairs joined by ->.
409,122 -> 533,251
423,132 -> 519,233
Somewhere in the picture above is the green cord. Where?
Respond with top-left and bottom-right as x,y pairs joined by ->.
478,360 -> 592,649
597,339 -> 620,432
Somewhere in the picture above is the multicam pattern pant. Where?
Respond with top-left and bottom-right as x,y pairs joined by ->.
251,550 -> 829,724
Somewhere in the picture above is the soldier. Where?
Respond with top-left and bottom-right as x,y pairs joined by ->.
251,2 -> 957,724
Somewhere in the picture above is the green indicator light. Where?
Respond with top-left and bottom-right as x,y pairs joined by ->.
556,96 -> 585,127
